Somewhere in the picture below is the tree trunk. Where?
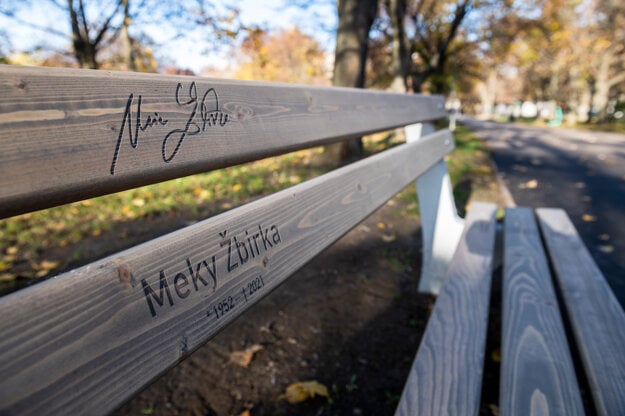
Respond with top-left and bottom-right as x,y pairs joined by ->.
320,0 -> 377,165
121,0 -> 137,71
388,0 -> 408,93
68,0 -> 98,69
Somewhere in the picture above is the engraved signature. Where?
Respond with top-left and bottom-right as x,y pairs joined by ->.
110,94 -> 168,175
162,82 -> 229,163
110,82 -> 229,175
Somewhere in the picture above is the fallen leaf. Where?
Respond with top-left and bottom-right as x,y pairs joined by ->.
519,179 -> 538,189
229,344 -> 263,367
382,234 -> 396,243
582,214 -> 597,222
598,245 -> 614,254
289,175 -> 301,184
38,260 -> 60,271
36,270 -> 51,278
284,380 -> 329,404
377,222 -> 386,230
232,183 -> 242,192
239,410 -> 251,416
0,261 -> 10,272
0,273 -> 16,282
132,198 -> 145,207
491,347 -> 501,363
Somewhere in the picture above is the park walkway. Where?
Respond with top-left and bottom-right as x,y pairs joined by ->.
463,118 -> 625,307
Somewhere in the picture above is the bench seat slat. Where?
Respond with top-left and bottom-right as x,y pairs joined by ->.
395,202 -> 497,416
536,208 -> 625,416
501,208 -> 584,415
0,64 -> 445,219
0,130 -> 453,416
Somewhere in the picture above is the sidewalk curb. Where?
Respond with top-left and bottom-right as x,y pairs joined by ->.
490,158 -> 517,208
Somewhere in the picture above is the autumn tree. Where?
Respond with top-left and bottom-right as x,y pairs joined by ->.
480,0 -> 625,121
377,0 -> 508,96
234,27 -> 329,85
0,0 -> 242,70
580,0 -> 625,119
0,0 -> 123,68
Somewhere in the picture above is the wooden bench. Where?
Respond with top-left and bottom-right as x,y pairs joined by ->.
0,65 -> 624,415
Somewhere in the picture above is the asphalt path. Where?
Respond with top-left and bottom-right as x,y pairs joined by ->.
462,118 -> 625,307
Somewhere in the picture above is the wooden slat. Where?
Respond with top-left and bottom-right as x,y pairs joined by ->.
0,64 -> 445,218
395,202 -> 497,416
536,208 -> 625,416
501,208 -> 584,415
0,130 -> 453,415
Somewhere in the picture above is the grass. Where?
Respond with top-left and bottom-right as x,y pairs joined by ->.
0,125 -> 496,291
572,120 -> 625,134
395,124 -> 498,217
491,115 -> 625,134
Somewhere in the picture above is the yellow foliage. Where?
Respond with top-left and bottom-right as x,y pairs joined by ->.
234,27 -> 330,85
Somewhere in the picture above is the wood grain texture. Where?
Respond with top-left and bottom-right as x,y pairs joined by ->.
0,64 -> 445,218
0,130 -> 453,416
536,208 -> 625,416
395,202 -> 497,416
501,208 -> 584,415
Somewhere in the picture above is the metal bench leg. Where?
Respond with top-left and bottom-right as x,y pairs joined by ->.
406,123 -> 465,295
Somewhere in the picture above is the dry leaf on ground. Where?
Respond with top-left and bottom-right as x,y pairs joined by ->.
518,179 -> 538,189
283,380 -> 329,404
229,344 -> 263,367
491,347 -> 501,363
598,245 -> 614,254
381,234 -> 396,243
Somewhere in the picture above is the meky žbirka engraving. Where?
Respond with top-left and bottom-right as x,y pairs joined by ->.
110,82 -> 229,175
140,223 -> 282,318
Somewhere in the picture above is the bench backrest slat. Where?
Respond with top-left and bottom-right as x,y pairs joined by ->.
537,208 -> 625,416
0,129 -> 453,416
0,64 -> 445,218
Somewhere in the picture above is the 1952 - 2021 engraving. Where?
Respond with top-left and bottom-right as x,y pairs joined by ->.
110,81 -> 229,175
